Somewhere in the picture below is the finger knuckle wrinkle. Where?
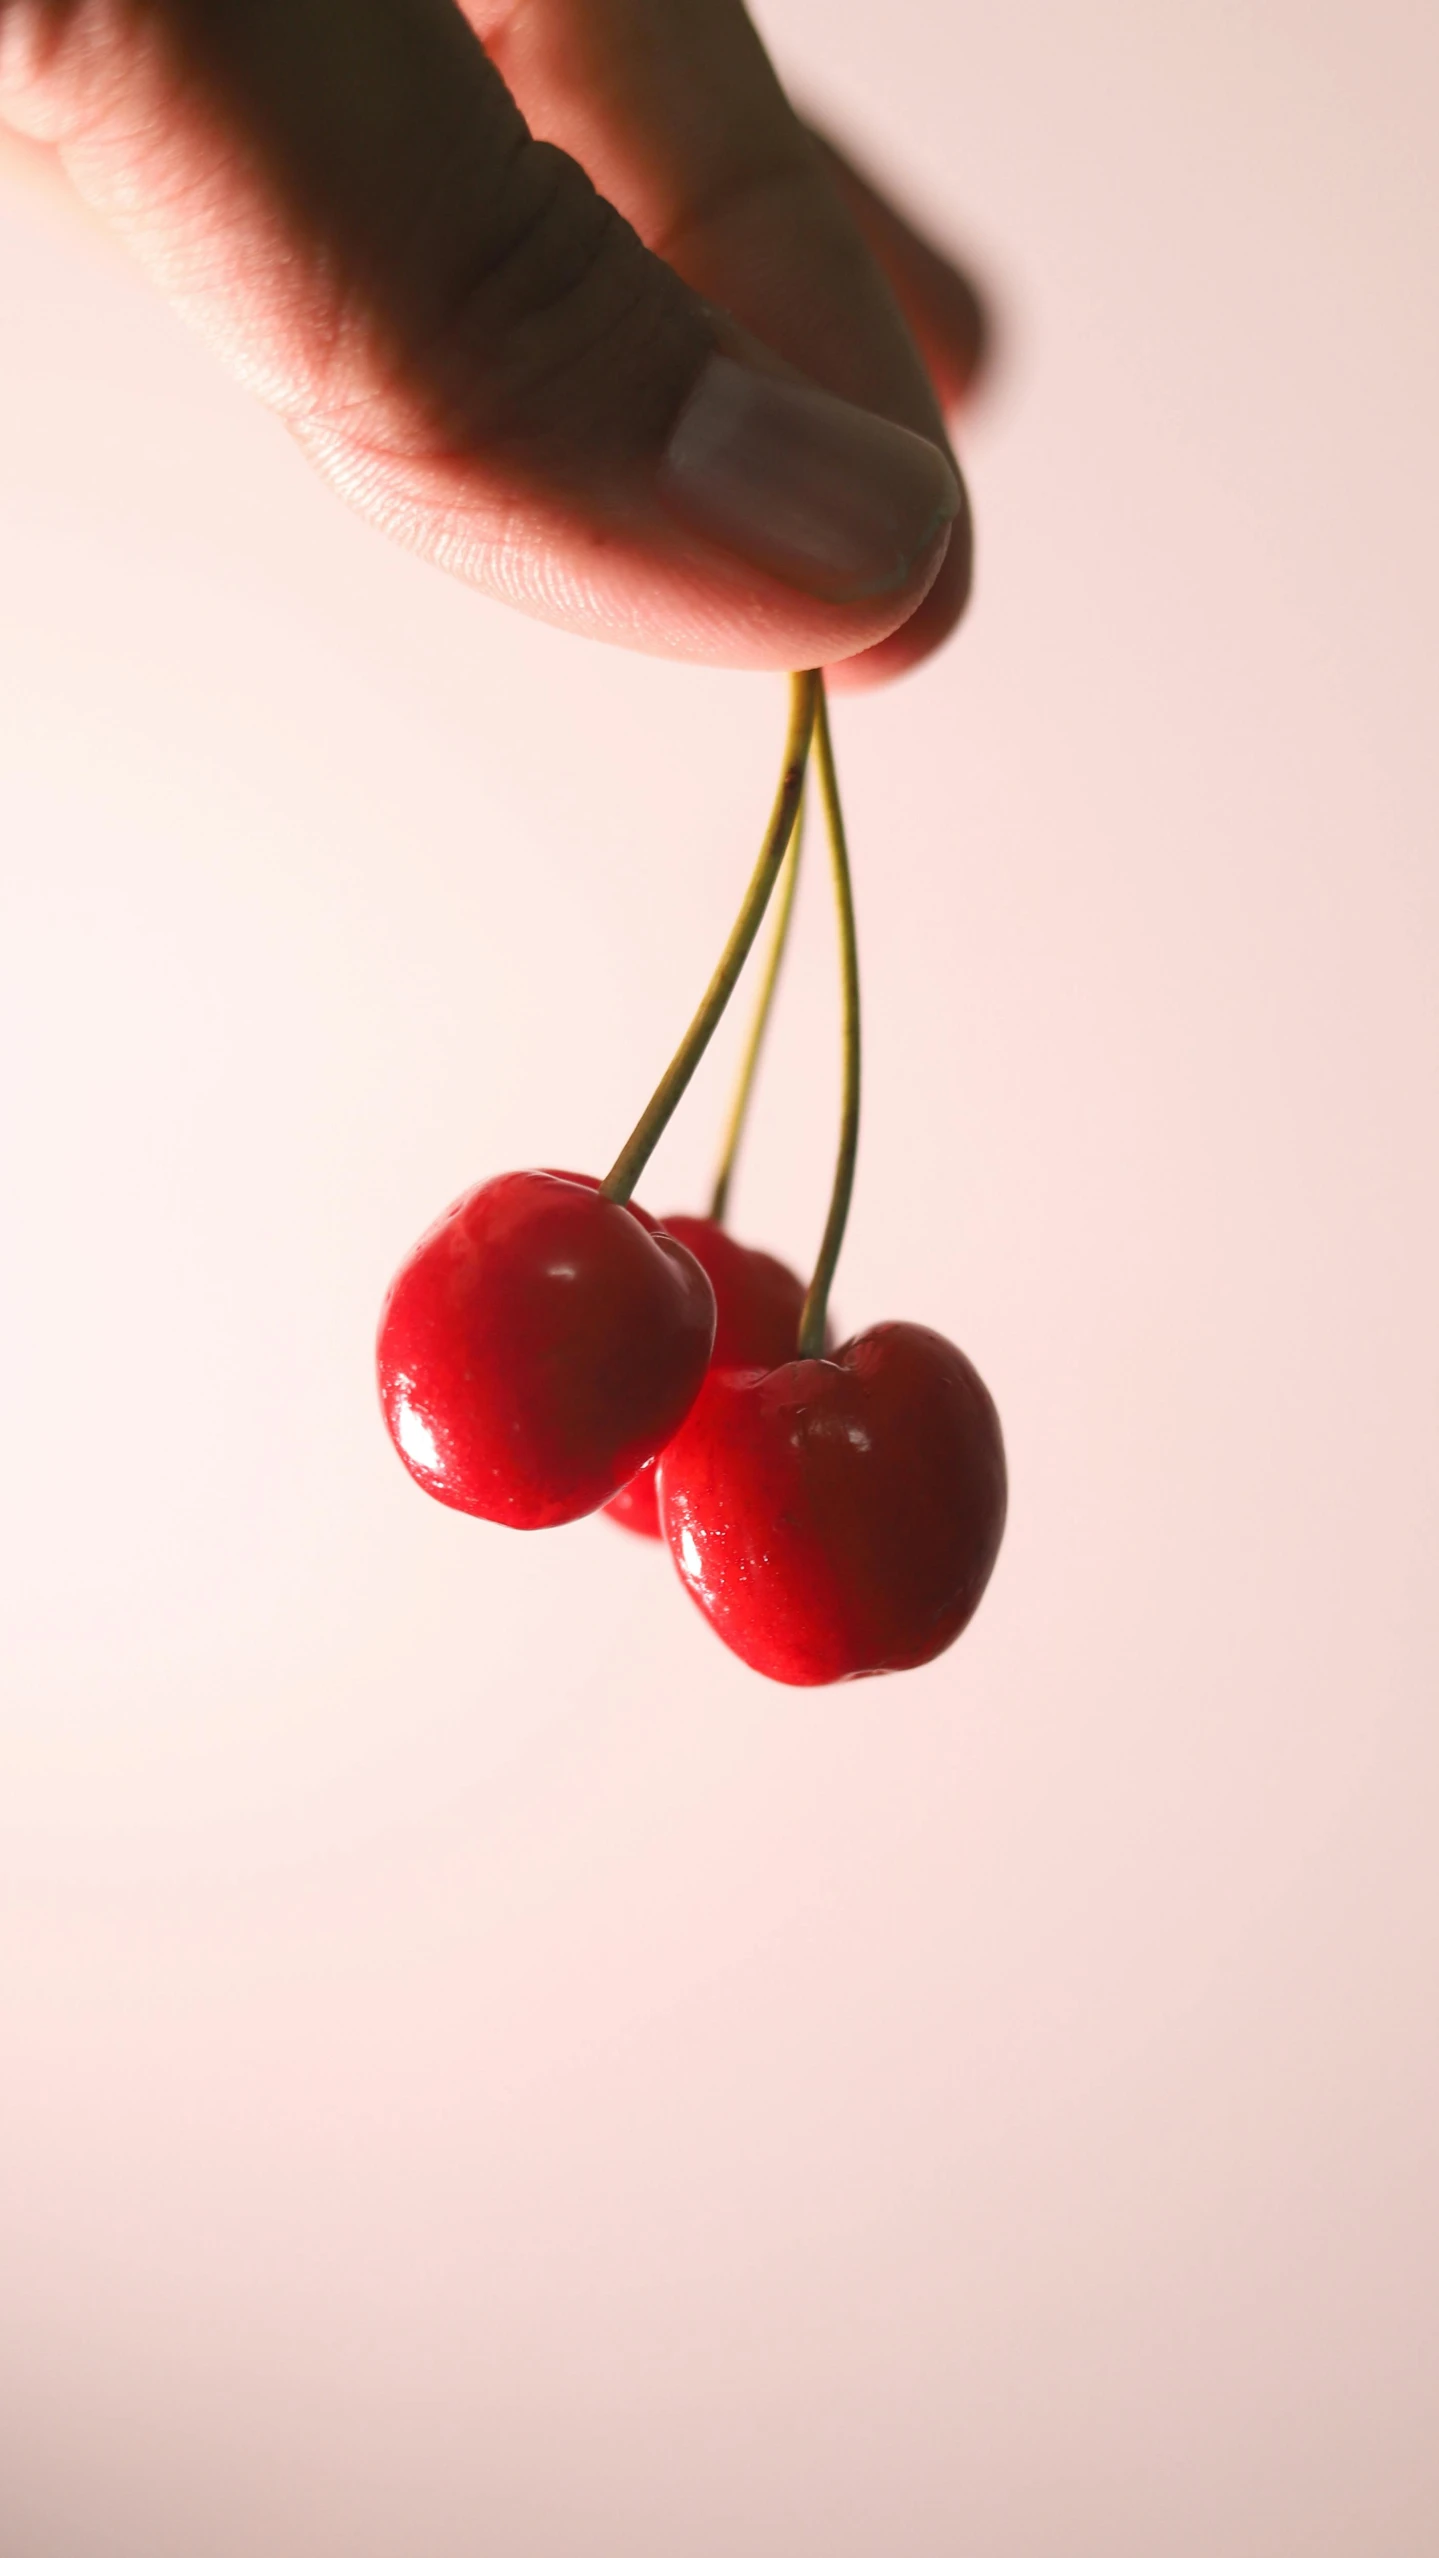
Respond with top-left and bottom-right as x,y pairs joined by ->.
355,139 -> 695,475
422,146 -> 652,417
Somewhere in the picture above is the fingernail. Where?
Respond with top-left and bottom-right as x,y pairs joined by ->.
658,354 -> 960,603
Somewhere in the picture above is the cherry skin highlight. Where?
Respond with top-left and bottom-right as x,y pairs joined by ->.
656,1321 -> 1006,1685
377,1170 -> 716,1529
604,1216 -> 815,1540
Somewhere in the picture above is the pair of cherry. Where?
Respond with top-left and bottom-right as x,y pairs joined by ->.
377,676 -> 1005,1686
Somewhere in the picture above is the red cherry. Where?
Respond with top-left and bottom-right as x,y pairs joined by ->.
604,1216 -> 815,1540
377,1170 -> 716,1529
656,1321 -> 1006,1685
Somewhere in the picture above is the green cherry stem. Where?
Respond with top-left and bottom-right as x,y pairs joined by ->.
797,677 -> 860,1360
706,790 -> 805,1226
603,670 -> 819,1207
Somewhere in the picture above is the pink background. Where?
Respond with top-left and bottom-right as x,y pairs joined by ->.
2,2 -> 1437,2550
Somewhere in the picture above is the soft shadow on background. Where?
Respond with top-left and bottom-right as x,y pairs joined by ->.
2,3 -> 1437,2552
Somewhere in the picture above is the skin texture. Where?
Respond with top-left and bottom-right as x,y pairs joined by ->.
604,1214 -> 812,1539
0,0 -> 989,684
377,1170 -> 716,1529
656,1321 -> 1007,1686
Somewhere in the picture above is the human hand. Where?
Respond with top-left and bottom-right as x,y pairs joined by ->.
0,0 -> 989,686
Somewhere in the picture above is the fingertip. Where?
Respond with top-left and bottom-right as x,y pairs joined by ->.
824,474 -> 972,690
658,352 -> 960,609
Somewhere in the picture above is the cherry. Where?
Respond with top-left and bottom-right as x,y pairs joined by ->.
604,1216 -> 813,1538
375,678 -> 816,1546
656,1321 -> 1006,1685
377,1169 -> 715,1529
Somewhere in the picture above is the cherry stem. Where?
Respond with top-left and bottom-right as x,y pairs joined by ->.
603,671 -> 819,1208
797,678 -> 860,1360
707,792 -> 805,1226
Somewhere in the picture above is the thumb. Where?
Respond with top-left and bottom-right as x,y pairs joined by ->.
0,0 -> 962,670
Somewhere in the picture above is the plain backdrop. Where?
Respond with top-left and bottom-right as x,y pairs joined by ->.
2,3 -> 1437,2553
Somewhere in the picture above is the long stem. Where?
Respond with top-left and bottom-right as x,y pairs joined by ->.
707,793 -> 805,1225
797,678 -> 860,1359
603,671 -> 818,1205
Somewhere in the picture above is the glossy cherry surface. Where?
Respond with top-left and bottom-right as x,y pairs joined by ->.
378,1170 -> 715,1529
656,1321 -> 1006,1685
604,1215 -> 813,1539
